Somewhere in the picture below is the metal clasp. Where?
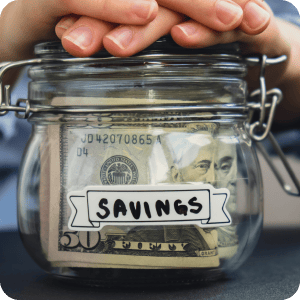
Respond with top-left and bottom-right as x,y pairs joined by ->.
0,56 -> 113,118
0,59 -> 43,118
246,55 -> 286,141
246,54 -> 300,196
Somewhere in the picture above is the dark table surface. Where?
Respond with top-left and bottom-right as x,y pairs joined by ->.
0,229 -> 299,300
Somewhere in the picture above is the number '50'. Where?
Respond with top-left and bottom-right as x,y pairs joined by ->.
60,231 -> 100,250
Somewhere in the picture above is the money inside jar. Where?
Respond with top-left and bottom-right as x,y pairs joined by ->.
39,114 -> 240,269
17,40 -> 263,286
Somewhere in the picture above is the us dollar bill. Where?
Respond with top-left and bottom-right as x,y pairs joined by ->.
43,121 -> 239,268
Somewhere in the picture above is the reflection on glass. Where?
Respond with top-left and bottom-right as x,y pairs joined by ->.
215,137 -> 239,255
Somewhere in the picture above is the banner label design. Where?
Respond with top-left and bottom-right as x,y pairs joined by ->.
67,184 -> 231,231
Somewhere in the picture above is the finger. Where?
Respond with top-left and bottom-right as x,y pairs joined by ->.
60,16 -> 116,57
156,0 -> 243,32
171,20 -> 242,49
238,0 -> 272,35
56,15 -> 80,39
157,0 -> 270,34
57,0 -> 159,25
0,0 -> 159,62
103,7 -> 184,57
171,10 -> 280,55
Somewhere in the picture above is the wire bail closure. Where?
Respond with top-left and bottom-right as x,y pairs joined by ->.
0,54 -> 299,196
246,54 -> 285,142
246,54 -> 300,196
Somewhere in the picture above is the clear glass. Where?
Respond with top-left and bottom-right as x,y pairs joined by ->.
17,43 -> 263,287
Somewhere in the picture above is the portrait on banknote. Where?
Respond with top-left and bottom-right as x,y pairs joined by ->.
41,119 -> 239,268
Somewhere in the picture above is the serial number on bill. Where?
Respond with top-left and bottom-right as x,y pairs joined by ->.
79,134 -> 158,145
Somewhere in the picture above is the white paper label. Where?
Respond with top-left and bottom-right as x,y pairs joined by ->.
67,184 -> 231,231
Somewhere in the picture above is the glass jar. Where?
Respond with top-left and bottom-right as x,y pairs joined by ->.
1,38 -> 296,287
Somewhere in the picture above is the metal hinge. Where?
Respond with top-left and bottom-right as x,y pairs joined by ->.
246,54 -> 300,196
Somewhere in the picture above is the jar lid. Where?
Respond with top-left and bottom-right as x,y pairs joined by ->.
34,36 -> 241,58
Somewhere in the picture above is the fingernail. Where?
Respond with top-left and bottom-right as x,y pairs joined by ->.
105,28 -> 133,49
216,0 -> 243,26
244,1 -> 270,29
57,17 -> 76,30
176,24 -> 196,37
64,27 -> 93,50
132,0 -> 157,20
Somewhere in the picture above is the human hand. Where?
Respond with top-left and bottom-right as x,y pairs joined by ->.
0,0 -> 159,61
56,0 -> 272,57
0,0 -> 273,60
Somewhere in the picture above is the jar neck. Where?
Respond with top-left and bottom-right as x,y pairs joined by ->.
28,55 -> 247,105
27,40 -> 248,108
